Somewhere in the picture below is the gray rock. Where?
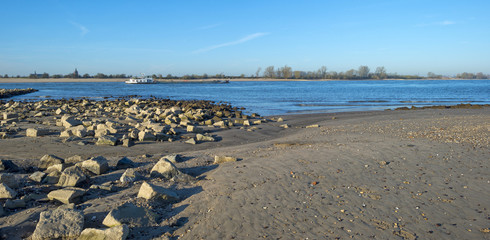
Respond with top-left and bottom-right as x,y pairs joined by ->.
102,202 -> 158,227
89,184 -> 115,191
2,112 -> 18,120
78,225 -> 129,240
213,121 -> 226,128
122,138 -> 134,147
185,138 -> 196,145
94,128 -> 109,137
59,129 -> 73,138
43,171 -> 61,184
39,154 -> 64,169
65,155 -> 84,164
138,130 -> 156,141
150,158 -> 181,179
48,187 -> 86,204
26,128 -> 49,137
0,183 -> 17,199
196,133 -> 215,142
57,166 -> 87,187
81,156 -> 109,175
161,154 -> 181,164
61,115 -> 82,128
4,199 -> 26,209
137,181 -> 179,202
0,159 -> 19,172
31,207 -> 84,240
186,125 -> 204,133
29,171 -> 46,183
0,173 -> 21,188
119,168 -> 142,184
45,163 -> 67,174
116,157 -> 135,169
96,136 -> 118,146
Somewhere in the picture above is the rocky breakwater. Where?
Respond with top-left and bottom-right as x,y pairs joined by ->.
0,88 -> 38,99
0,98 -> 266,144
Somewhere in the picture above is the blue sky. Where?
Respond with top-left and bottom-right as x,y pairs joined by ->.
1,0 -> 489,77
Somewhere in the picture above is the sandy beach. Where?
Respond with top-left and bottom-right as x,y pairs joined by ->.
0,99 -> 488,239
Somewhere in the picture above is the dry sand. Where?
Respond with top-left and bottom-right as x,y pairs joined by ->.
0,107 -> 489,239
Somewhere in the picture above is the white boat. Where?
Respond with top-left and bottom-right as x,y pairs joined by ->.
125,75 -> 155,84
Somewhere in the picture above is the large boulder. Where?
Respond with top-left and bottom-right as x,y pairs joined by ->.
44,171 -> 61,184
26,128 -> 49,137
186,125 -> 204,133
137,181 -> 179,202
116,157 -> 136,169
161,154 -> 181,164
78,225 -> 129,240
57,166 -> 87,187
0,183 -> 17,199
65,155 -> 84,164
119,168 -> 142,184
39,154 -> 64,169
4,199 -> 26,209
0,173 -> 22,188
80,156 -> 109,175
150,158 -> 181,179
196,133 -> 215,142
96,136 -> 118,146
31,207 -> 84,240
0,159 -> 19,172
48,187 -> 87,204
138,130 -> 156,141
29,171 -> 46,183
61,115 -> 82,128
102,202 -> 158,227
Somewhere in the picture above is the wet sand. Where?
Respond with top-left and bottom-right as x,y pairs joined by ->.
0,105 -> 488,239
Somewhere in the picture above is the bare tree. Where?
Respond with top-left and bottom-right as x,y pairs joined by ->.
375,66 -> 387,79
318,66 -> 327,79
345,69 -> 357,79
255,67 -> 262,78
280,65 -> 292,79
263,66 -> 275,78
358,65 -> 370,79
293,71 -> 302,79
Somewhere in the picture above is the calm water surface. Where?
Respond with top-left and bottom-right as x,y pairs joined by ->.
1,80 -> 489,116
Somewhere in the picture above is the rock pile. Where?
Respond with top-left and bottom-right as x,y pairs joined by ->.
0,88 -> 38,99
0,98 -> 265,145
0,152 -> 204,239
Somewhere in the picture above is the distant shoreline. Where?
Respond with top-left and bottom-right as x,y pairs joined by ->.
0,78 -> 487,83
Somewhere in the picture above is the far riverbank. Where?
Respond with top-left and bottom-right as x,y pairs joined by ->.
1,78 -> 486,83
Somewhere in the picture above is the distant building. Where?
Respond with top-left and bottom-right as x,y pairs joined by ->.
73,68 -> 79,78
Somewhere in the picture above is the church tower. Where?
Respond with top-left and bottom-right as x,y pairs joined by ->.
73,68 -> 79,78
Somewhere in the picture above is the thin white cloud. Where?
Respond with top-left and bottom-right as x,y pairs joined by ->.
437,20 -> 456,25
70,21 -> 89,36
193,32 -> 269,54
416,20 -> 456,27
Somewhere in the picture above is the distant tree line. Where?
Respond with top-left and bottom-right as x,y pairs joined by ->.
1,67 -> 488,80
